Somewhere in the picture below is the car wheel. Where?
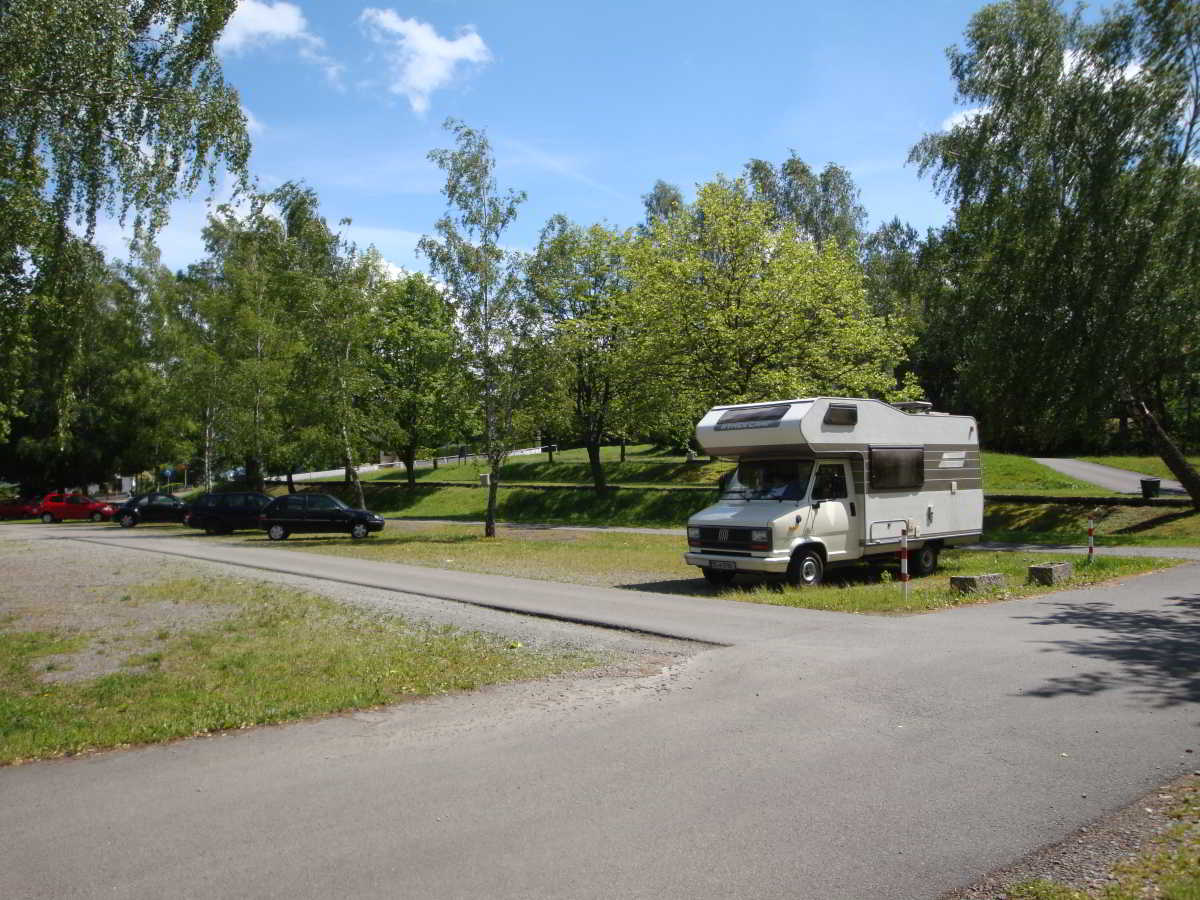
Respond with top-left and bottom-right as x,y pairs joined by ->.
702,567 -> 736,587
204,519 -> 220,536
91,511 -> 104,522
911,543 -> 940,577
40,512 -> 54,524
786,548 -> 824,587
267,524 -> 288,541
118,513 -> 137,528
350,522 -> 369,540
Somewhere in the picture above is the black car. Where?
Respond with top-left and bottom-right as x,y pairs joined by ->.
258,493 -> 385,541
115,492 -> 189,528
185,491 -> 272,534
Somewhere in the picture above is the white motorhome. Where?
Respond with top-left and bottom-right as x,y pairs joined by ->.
684,397 -> 982,586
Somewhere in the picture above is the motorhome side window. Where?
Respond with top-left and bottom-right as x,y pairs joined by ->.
812,464 -> 848,499
732,459 -> 814,500
869,447 -> 925,490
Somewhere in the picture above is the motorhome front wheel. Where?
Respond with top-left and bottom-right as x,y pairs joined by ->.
787,549 -> 824,587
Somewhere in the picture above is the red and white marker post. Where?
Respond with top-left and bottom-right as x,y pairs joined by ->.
1087,518 -> 1095,564
900,526 -> 910,601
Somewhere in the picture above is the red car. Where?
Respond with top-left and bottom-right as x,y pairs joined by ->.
39,493 -> 117,523
0,497 -> 42,519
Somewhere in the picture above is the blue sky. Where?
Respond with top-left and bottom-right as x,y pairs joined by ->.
97,0 -> 994,273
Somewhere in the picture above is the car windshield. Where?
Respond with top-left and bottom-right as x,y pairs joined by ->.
725,459 -> 814,501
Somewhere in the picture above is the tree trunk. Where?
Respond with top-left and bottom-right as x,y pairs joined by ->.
485,476 -> 498,537
245,456 -> 264,492
403,445 -> 417,487
620,438 -> 626,463
203,415 -> 214,493
1131,397 -> 1200,507
547,445 -> 554,464
286,470 -> 295,494
586,440 -> 607,493
432,456 -> 438,471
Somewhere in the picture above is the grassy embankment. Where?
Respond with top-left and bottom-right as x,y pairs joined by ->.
232,523 -> 1175,615
299,450 -> 1199,544
0,577 -> 599,765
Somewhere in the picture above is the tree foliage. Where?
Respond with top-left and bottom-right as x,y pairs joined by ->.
626,176 -> 912,447
910,0 -> 1200,501
527,215 -> 637,492
0,0 -> 250,444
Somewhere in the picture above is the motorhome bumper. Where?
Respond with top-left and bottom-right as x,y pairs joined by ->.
684,553 -> 790,574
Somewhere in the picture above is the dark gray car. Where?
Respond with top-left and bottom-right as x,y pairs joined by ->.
259,493 -> 385,541
185,491 -> 272,534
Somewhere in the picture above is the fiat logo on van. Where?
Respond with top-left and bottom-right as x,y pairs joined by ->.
718,528 -> 729,543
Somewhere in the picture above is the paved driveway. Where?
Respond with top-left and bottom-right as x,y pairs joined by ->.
1034,457 -> 1187,495
1,524 -> 1197,899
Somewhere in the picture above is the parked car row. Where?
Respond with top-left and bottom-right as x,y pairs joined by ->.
1,489 -> 385,540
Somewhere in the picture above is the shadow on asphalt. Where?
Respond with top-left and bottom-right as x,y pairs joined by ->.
1020,593 -> 1200,707
620,566 -> 895,597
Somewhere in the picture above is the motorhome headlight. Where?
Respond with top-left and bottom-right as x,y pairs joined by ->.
687,526 -> 701,541
751,529 -> 770,543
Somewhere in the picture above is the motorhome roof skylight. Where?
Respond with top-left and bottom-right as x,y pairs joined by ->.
715,404 -> 790,431
823,403 -> 858,426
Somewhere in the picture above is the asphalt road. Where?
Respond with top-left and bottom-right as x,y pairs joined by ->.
2,523 -> 1198,900
1034,457 -> 1187,495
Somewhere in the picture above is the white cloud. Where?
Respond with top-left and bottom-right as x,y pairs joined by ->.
241,105 -> 265,135
941,107 -> 989,132
219,1 -> 343,84
359,9 -> 491,115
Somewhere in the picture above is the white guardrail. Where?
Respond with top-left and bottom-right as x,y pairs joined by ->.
273,447 -> 544,483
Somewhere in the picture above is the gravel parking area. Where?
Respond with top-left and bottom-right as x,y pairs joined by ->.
0,532 -> 701,688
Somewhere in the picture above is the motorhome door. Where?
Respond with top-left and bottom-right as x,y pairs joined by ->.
809,461 -> 853,560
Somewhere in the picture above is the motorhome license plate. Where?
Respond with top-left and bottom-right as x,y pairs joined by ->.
709,560 -> 736,570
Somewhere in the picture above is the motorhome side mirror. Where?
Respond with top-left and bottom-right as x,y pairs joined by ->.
812,500 -> 823,510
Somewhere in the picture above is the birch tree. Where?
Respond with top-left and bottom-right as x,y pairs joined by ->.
419,119 -> 535,537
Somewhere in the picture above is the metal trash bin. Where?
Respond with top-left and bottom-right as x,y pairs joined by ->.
1140,477 -> 1160,499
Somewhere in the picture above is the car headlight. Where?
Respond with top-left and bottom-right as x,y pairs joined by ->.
751,529 -> 769,543
687,526 -> 701,540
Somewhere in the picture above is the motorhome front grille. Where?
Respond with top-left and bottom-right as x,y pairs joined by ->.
697,526 -> 756,548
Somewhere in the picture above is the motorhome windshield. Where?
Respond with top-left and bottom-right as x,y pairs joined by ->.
727,459 -> 814,500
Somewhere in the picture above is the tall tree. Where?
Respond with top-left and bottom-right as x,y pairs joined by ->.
745,154 -> 868,252
0,0 -> 250,441
419,119 -> 536,537
910,0 -> 1200,503
626,176 -> 912,447
527,216 -> 636,493
197,197 -> 300,491
639,180 -> 685,234
371,272 -> 473,486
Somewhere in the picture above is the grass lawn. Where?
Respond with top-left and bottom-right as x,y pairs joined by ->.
365,443 -> 730,487
238,523 -> 1177,615
0,577 -> 600,765
986,502 -> 1200,546
278,482 -> 716,529
1010,777 -> 1198,900
364,448 -> 1109,495
1077,454 -> 1200,483
982,452 -> 1114,496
